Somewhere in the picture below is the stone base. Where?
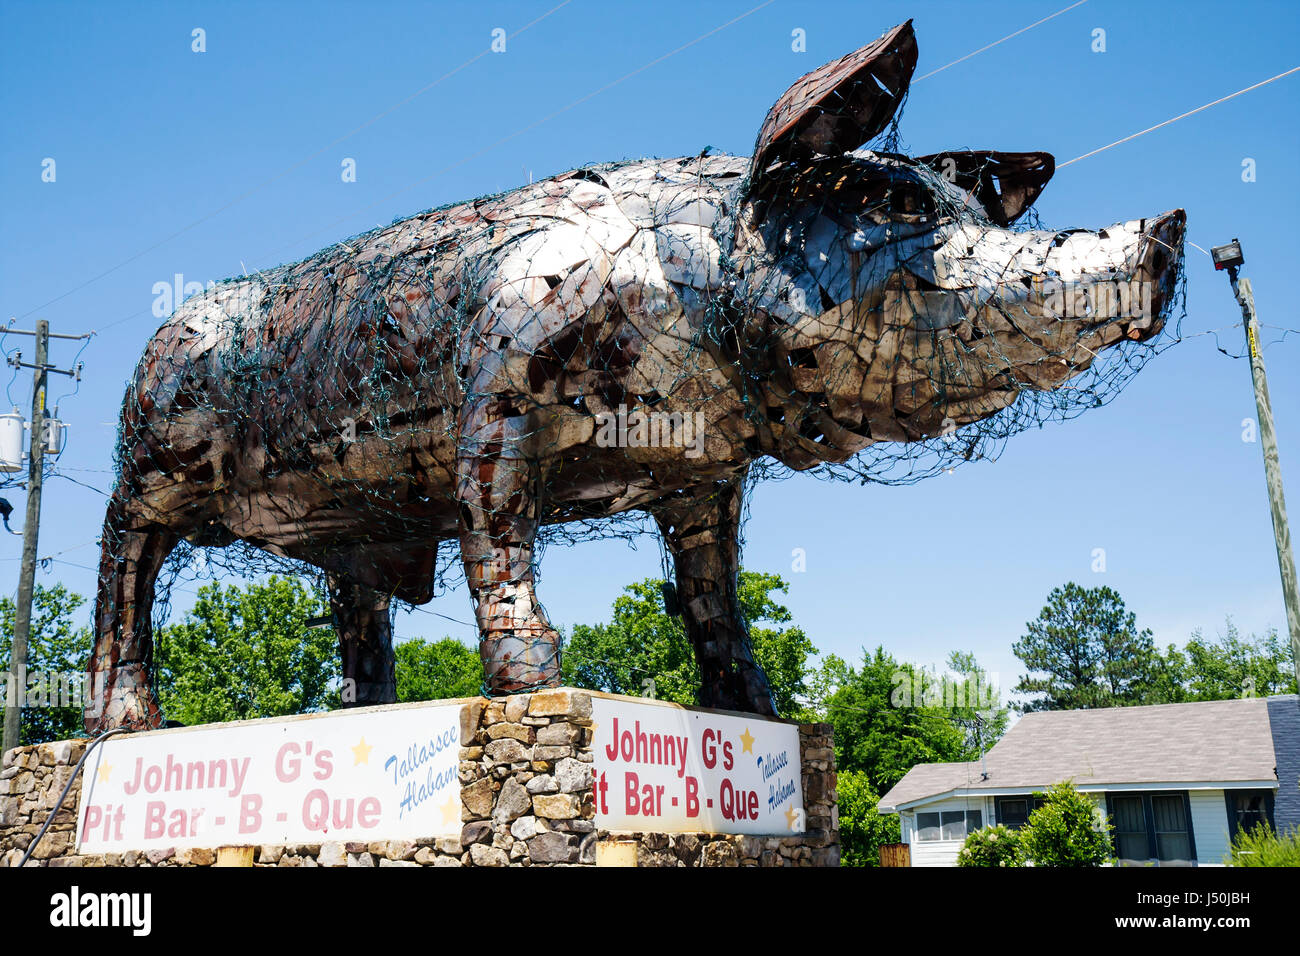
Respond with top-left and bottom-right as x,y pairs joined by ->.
2,689 -> 837,868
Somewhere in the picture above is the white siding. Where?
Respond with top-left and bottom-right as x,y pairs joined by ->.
899,789 -> 1234,867
903,796 -> 991,867
1189,789 -> 1230,866
911,837 -> 964,867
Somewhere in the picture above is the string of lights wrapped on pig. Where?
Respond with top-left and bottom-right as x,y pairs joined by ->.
88,20 -> 1185,730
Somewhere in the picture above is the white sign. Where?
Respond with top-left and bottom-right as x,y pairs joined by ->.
77,701 -> 462,852
591,697 -> 804,835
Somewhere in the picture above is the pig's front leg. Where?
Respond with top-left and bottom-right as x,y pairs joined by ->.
651,474 -> 779,717
86,500 -> 177,733
455,400 -> 562,695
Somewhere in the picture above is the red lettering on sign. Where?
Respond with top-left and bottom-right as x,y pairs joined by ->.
625,771 -> 640,815
239,793 -> 263,834
144,801 -> 165,839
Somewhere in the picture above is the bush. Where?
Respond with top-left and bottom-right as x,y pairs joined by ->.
395,637 -> 483,701
1019,781 -> 1113,867
1226,825 -> 1300,867
837,771 -> 901,867
957,824 -> 1023,867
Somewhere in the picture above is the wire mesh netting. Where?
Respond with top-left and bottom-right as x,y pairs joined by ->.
80,19 -> 1186,728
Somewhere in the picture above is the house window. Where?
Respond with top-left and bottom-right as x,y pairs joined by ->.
1151,795 -> 1192,862
1226,790 -> 1274,837
1111,796 -> 1148,861
1107,792 -> 1196,865
916,809 -> 982,842
996,797 -> 1044,830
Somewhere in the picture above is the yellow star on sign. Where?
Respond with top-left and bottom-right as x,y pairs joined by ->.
352,736 -> 373,765
739,727 -> 755,754
785,805 -> 802,832
97,762 -> 112,784
441,797 -> 460,826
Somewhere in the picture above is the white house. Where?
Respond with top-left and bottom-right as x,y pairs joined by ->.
878,696 -> 1298,867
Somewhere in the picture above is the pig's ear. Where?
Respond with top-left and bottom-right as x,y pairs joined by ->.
749,21 -> 917,187
917,150 -> 1055,225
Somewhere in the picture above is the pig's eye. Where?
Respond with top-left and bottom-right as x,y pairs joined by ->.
885,184 -> 935,222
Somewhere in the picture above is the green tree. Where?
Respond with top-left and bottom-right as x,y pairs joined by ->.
395,637 -> 482,701
1019,781 -> 1113,867
0,583 -> 93,745
1013,583 -> 1161,710
821,646 -> 1007,795
1182,621 -> 1297,700
1119,621 -> 1295,705
153,577 -> 340,725
563,580 -> 698,706
1146,642 -> 1191,704
944,649 -> 1011,753
836,770 -> 900,867
741,571 -> 821,719
561,570 -> 818,717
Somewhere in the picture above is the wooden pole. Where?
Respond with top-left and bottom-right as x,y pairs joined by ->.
1230,273 -> 1300,692
215,845 -> 256,867
2,320 -> 47,756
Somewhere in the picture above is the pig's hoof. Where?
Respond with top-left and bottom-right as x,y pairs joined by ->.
481,625 -> 563,694
699,662 -> 779,717
83,667 -> 165,734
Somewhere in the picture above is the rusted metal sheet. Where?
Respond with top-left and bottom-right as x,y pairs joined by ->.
88,21 -> 1184,732
750,20 -> 918,182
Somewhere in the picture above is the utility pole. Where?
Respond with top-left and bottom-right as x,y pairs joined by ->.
1,320 -> 86,756
1212,240 -> 1300,693
2,321 -> 46,756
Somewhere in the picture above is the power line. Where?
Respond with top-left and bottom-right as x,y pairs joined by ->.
12,0 -> 576,323
407,602 -> 479,632
245,0 -> 779,270
249,0 -> 1087,269
48,471 -> 110,497
1059,65 -> 1300,168
0,538 -> 98,564
95,0 -> 1078,335
913,0 -> 1088,83
87,0 -> 778,336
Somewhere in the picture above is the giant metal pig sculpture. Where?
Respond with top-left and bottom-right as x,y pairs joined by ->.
89,21 -> 1184,730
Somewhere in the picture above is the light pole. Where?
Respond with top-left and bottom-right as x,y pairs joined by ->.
1212,240 -> 1300,693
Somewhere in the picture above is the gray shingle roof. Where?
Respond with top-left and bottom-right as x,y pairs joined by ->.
878,697 -> 1280,812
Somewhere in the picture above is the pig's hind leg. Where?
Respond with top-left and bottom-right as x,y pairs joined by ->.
651,475 -> 779,717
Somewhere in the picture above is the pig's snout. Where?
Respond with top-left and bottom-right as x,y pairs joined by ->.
1035,207 -> 1185,343
1133,208 -> 1186,340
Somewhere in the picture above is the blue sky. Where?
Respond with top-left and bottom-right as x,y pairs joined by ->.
3,0 -> 1298,703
